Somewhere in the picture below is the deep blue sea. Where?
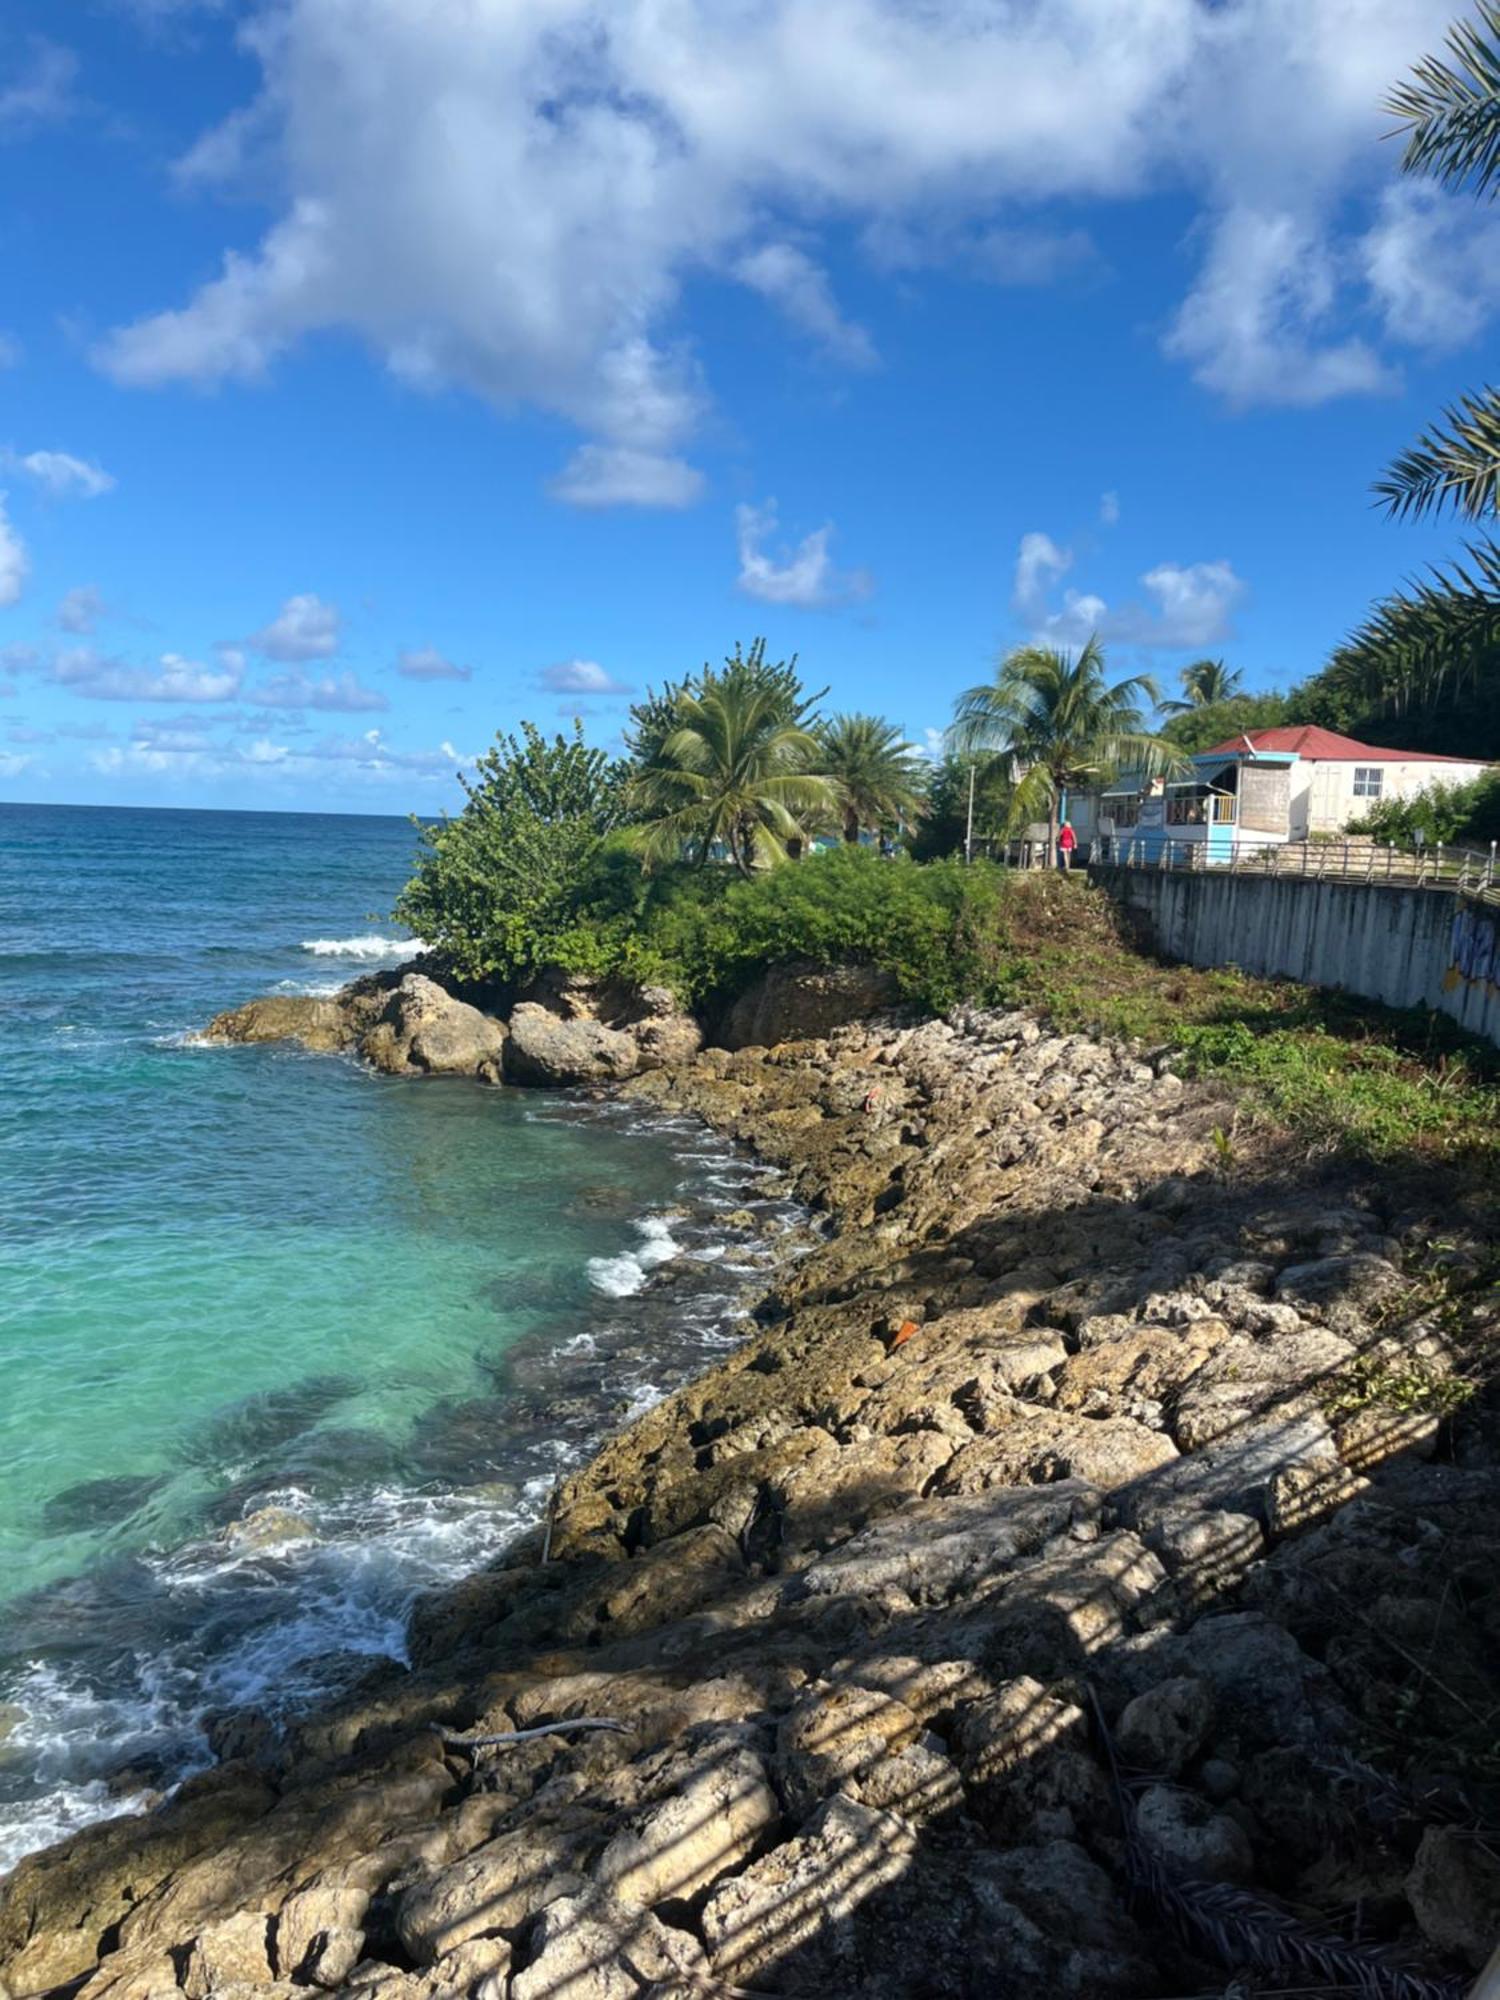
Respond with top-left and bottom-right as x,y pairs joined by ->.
0,803 -> 786,1873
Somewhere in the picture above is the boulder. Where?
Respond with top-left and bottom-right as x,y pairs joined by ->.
359,973 -> 506,1082
953,1678 -> 1110,1840
1405,1826 -> 1500,1970
593,1747 -> 779,1908
1114,1676 -> 1213,1777
180,1912 -> 274,1998
395,1820 -> 597,1963
719,960 -> 898,1050
776,1684 -> 921,1819
1133,1785 -> 1254,1883
203,994 -> 360,1053
699,1795 -> 919,1984
509,1893 -> 706,2000
504,1004 -> 642,1088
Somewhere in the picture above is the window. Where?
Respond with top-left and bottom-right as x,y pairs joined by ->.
1352,766 -> 1384,799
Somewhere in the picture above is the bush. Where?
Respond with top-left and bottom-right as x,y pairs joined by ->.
1348,769 -> 1500,850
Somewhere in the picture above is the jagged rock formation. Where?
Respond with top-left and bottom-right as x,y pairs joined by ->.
5,1010 -> 1498,1997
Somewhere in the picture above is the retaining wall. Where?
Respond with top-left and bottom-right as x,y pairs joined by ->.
1092,864 -> 1500,1051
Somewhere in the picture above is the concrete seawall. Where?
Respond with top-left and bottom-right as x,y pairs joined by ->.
1093,863 -> 1500,1051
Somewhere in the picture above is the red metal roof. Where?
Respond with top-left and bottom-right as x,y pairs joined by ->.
1198,725 -> 1487,765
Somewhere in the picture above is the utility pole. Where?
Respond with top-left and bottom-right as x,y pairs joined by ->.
964,762 -> 976,866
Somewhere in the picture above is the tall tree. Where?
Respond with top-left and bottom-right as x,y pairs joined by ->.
629,665 -> 835,875
947,638 -> 1176,857
818,714 -> 928,844
1159,658 -> 1243,715
1327,5 -> 1500,754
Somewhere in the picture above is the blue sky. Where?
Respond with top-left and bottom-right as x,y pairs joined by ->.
1,0 -> 1497,812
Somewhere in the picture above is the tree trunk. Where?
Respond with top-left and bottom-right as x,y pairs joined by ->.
1048,781 -> 1060,872
843,807 -> 860,845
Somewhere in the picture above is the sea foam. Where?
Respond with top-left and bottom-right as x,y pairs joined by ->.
299,935 -> 423,961
586,1215 -> 680,1297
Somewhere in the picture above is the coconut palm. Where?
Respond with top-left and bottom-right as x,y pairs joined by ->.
818,714 -> 928,845
630,675 -> 835,874
1378,4 -> 1500,527
947,637 -> 1177,858
1159,658 -> 1243,715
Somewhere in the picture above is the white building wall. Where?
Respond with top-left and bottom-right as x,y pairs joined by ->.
1301,758 -> 1492,836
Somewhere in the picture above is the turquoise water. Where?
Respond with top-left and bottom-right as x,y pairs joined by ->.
0,804 -> 785,1871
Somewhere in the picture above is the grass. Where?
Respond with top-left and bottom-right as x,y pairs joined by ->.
988,874 -> 1500,1171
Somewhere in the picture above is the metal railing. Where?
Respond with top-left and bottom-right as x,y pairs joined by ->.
1091,833 -> 1500,903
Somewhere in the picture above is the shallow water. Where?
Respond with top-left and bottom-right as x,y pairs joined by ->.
0,804 -> 789,1871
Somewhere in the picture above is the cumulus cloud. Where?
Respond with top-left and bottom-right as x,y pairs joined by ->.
1362,182 -> 1500,352
0,496 -> 27,606
0,38 -> 77,137
539,658 -> 631,697
254,666 -> 388,712
5,449 -> 115,499
396,645 -> 471,682
51,647 -> 244,703
735,500 -> 871,609
734,243 -> 876,367
1014,530 -> 1245,650
247,592 -> 341,662
57,584 -> 107,633
0,749 -> 34,778
88,0 -> 1475,495
1165,207 -> 1394,407
548,445 -> 705,511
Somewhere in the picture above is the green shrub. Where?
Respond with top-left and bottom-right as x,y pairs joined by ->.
1349,770 -> 1500,850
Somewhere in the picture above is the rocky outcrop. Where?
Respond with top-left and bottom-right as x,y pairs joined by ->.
361,975 -> 507,1083
9,1007 -> 1499,1998
205,968 -> 698,1089
718,958 -> 898,1049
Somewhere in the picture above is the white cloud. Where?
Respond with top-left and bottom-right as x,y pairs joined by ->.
396,645 -> 470,682
548,446 -> 705,511
57,584 -> 106,634
0,496 -> 27,607
0,38 -> 77,136
1362,182 -> 1500,352
52,648 -> 243,702
1013,531 -> 1074,614
734,243 -> 876,367
1165,207 -> 1394,407
0,332 -> 21,370
539,658 -> 631,696
242,736 -> 289,763
1015,530 -> 1245,649
1100,491 -> 1120,527
6,449 -> 116,499
0,749 -> 34,778
247,592 -> 341,661
254,666 -> 388,712
735,499 -> 871,609
88,0 -> 1478,487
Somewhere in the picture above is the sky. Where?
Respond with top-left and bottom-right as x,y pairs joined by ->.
0,0 -> 1496,813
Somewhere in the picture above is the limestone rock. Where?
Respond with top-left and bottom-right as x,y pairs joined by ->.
360,973 -> 506,1082
180,1912 -> 274,1999
1134,1784 -> 1254,1883
1115,1677 -> 1213,1777
504,1003 -> 642,1088
203,993 -> 360,1052
719,960 -> 898,1050
776,1683 -> 920,1819
510,1893 -> 705,2000
954,1678 -> 1109,1839
1405,1826 -> 1500,1970
699,1795 -> 918,1984
1273,1253 -> 1407,1331
395,1820 -> 596,1963
593,1747 -> 779,1908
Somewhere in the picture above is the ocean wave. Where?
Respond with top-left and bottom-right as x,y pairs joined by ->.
586,1214 -> 680,1298
299,935 -> 423,961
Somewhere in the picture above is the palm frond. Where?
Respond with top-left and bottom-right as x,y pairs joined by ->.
1387,0 -> 1500,198
1375,384 -> 1500,523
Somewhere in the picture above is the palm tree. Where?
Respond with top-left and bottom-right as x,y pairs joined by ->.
1159,658 -> 1243,715
630,676 -> 836,874
1379,7 -> 1500,525
818,714 -> 928,845
947,637 -> 1177,859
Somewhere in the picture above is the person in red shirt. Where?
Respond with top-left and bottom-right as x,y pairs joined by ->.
1057,820 -> 1077,870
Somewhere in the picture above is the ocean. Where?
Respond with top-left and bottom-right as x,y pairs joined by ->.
0,802 -> 789,1873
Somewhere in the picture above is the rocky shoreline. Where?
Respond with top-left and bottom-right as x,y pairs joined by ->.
5,983 -> 1500,1998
